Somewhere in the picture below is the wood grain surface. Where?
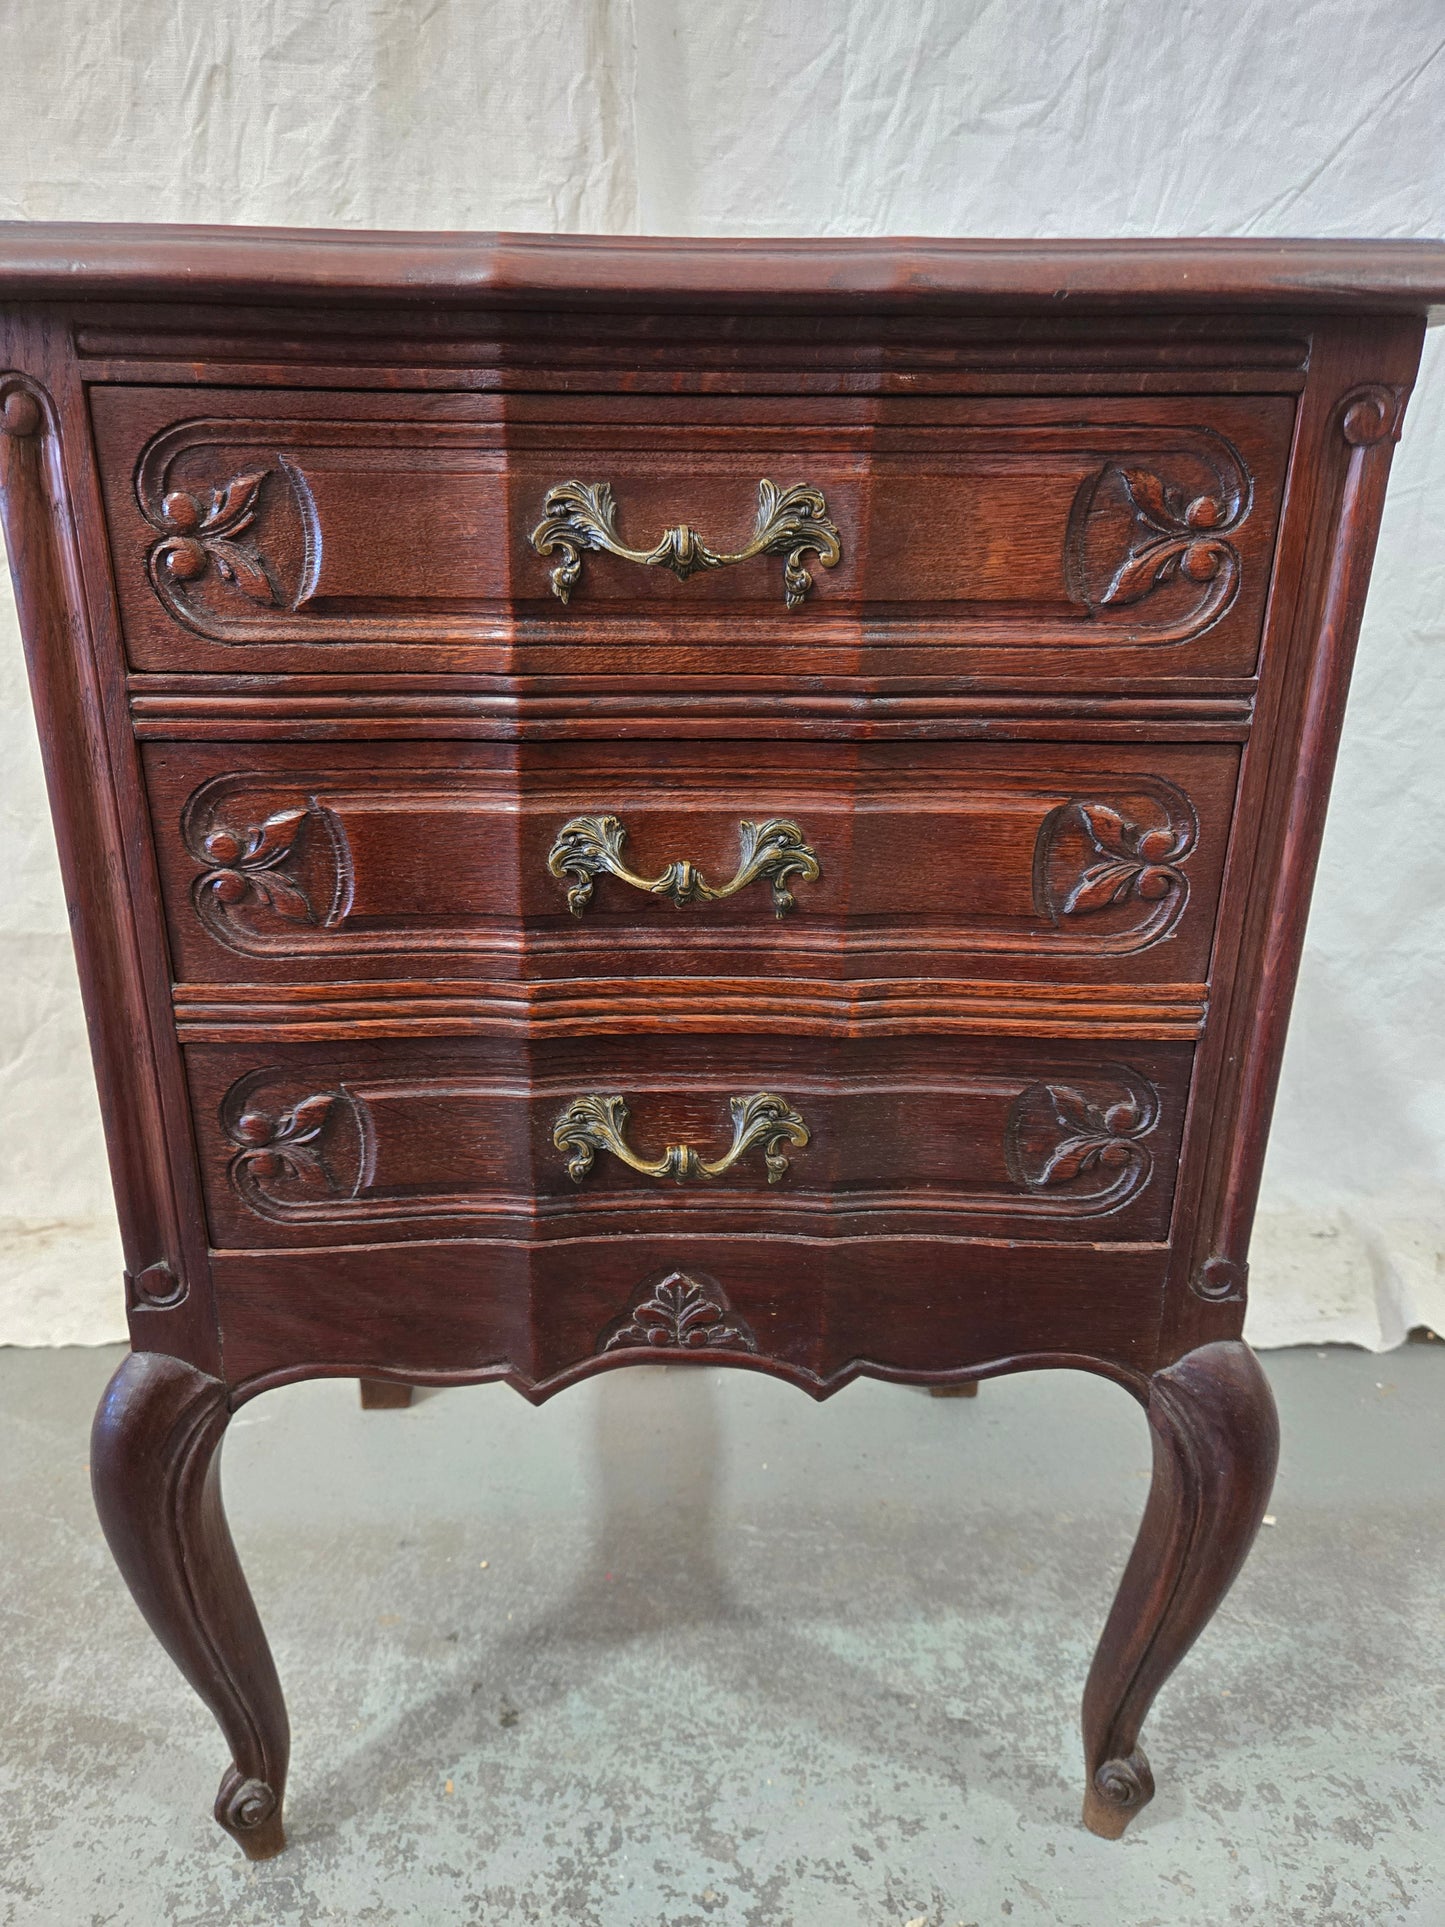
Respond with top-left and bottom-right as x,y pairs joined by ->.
3,227 -> 1439,1850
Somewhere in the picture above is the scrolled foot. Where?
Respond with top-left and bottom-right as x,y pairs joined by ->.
1080,1340 -> 1277,1838
1081,1750 -> 1155,1838
92,1352 -> 291,1857
216,1767 -> 287,1860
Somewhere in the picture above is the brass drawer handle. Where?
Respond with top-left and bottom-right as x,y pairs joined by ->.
548,813 -> 820,918
554,1091 -> 810,1185
531,478 -> 841,608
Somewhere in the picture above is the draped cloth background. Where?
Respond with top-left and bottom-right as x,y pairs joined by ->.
0,0 -> 1441,1346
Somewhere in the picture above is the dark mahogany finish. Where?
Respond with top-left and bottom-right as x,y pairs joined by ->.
3,227 -> 1442,1857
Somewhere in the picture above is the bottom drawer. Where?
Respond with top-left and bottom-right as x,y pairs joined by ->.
186,1033 -> 1193,1249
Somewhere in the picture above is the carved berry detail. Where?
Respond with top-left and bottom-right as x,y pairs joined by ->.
1068,442 -> 1251,624
1034,790 -> 1197,938
144,469 -> 280,606
1006,1069 -> 1159,1206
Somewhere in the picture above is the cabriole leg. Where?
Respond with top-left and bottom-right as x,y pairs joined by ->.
1081,1339 -> 1278,1838
91,1351 -> 290,1859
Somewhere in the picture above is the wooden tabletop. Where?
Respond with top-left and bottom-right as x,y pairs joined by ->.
1,224 -> 1444,315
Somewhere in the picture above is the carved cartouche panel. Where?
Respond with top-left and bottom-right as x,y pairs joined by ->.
1066,433 -> 1251,631
1033,786 -> 1197,940
181,777 -> 352,951
600,1271 -> 758,1355
1005,1068 -> 1159,1213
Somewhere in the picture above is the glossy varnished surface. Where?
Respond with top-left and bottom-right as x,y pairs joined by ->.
4,228 -> 1442,1850
2,224 -> 1445,312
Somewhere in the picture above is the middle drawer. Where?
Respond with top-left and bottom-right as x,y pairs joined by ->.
145,738 -> 1238,995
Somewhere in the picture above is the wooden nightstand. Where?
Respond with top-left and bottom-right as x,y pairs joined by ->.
3,227 -> 1441,1855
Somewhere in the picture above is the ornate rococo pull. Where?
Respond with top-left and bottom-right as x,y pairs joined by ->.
530,478 -> 841,608
548,814 -> 820,918
554,1092 -> 810,1185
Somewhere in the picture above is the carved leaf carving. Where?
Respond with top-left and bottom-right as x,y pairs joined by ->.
144,467 -> 282,608
204,471 -> 268,534
1005,1068 -> 1159,1206
1114,467 -> 1178,529
1067,445 -> 1249,622
601,1272 -> 758,1355
1034,791 -> 1196,934
206,537 -> 277,603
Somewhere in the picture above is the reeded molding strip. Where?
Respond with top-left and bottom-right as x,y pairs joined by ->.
130,687 -> 1256,743
172,976 -> 1208,1043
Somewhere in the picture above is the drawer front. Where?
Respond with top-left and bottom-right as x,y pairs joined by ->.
147,739 -> 1237,996
93,387 -> 1292,680
185,1033 -> 1193,1250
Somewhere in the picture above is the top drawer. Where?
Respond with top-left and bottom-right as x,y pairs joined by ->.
89,387 -> 1293,682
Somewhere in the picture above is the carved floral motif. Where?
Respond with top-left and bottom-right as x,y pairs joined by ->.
1005,1069 -> 1159,1205
145,470 -> 281,605
1034,797 -> 1194,924
1068,443 -> 1250,623
221,1075 -> 365,1220
229,1090 -> 340,1185
601,1271 -> 758,1354
194,807 -> 315,924
182,783 -> 352,949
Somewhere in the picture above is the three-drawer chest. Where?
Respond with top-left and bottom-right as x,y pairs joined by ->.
3,227 -> 1442,1856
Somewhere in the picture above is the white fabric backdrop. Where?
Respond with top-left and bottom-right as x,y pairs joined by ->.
0,0 -> 1442,1346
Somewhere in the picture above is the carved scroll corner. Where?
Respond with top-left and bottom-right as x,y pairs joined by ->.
0,377 -> 44,440
1338,383 -> 1407,448
1191,1255 -> 1248,1303
124,1260 -> 187,1310
599,1269 -> 758,1356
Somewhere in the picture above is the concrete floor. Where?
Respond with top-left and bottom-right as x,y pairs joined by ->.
0,1345 -> 1441,1927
